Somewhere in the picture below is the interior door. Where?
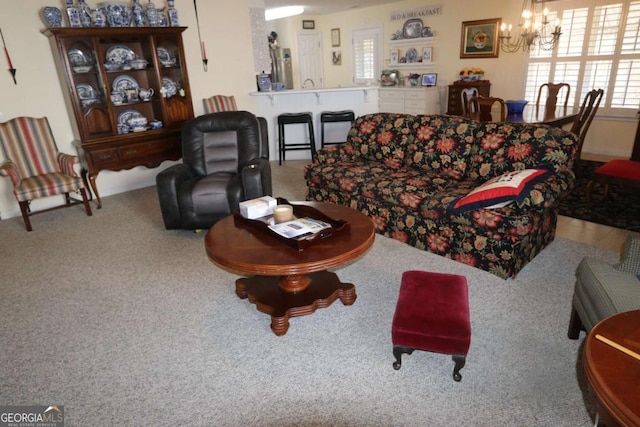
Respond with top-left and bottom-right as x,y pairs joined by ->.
296,33 -> 323,89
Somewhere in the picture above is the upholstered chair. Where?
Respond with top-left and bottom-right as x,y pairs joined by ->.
466,96 -> 507,122
156,111 -> 272,230
0,116 -> 92,231
568,235 -> 640,339
203,95 -> 238,113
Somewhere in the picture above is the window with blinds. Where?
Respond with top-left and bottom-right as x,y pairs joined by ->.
524,0 -> 640,118
352,27 -> 383,85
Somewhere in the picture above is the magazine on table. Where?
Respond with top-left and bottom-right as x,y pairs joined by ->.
267,217 -> 332,240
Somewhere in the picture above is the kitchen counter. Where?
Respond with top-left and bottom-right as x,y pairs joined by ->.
251,87 -> 380,161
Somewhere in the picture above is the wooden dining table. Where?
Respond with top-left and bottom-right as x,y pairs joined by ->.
505,104 -> 579,128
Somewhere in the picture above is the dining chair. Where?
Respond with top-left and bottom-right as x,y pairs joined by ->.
571,88 -> 604,166
0,116 -> 92,231
466,96 -> 507,122
203,95 -> 238,113
460,87 -> 479,117
536,82 -> 571,112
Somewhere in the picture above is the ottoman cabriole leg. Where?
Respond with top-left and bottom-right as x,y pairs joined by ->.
391,270 -> 471,382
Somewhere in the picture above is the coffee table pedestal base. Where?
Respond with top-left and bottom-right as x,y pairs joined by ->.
235,270 -> 356,336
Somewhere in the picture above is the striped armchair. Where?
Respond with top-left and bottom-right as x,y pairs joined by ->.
0,116 -> 92,231
203,95 -> 237,113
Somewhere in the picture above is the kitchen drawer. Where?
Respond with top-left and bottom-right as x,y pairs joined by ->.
405,100 -> 424,110
120,140 -> 178,160
405,91 -> 426,101
378,90 -> 404,101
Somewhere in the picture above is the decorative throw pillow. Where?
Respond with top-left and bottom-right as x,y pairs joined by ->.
449,167 -> 552,213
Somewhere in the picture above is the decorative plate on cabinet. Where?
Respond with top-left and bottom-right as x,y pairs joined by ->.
403,19 -> 423,39
112,75 -> 139,92
68,48 -> 92,66
162,77 -> 178,98
118,109 -> 143,126
76,83 -> 97,100
405,48 -> 418,63
157,47 -> 176,67
105,45 -> 135,65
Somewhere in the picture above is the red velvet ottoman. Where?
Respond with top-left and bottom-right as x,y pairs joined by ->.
391,271 -> 471,382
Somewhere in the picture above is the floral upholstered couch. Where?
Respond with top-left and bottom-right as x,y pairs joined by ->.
304,113 -> 578,279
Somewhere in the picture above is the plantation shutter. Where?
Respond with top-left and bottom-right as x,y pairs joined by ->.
352,27 -> 382,85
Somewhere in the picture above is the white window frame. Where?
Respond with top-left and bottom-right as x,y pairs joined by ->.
524,0 -> 640,119
351,26 -> 383,86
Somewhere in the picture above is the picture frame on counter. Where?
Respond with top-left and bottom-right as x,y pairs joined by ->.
331,28 -> 340,47
422,46 -> 432,63
421,73 -> 437,87
303,20 -> 315,30
389,49 -> 399,65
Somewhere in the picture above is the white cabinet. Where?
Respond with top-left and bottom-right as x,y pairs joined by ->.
378,87 -> 440,115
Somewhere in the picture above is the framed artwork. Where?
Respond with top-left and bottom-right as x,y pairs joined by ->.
331,28 -> 341,47
389,49 -> 399,65
422,46 -> 432,63
421,73 -> 437,86
302,20 -> 315,30
460,18 -> 501,58
332,51 -> 342,65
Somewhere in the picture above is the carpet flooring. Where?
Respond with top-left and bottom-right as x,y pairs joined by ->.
0,160 -> 623,426
558,160 -> 640,232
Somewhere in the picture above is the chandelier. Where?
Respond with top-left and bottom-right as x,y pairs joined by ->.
499,0 -> 562,53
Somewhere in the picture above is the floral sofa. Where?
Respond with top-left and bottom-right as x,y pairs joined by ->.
304,113 -> 578,279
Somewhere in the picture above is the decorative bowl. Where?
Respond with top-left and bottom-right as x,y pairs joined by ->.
73,65 -> 93,73
505,100 -> 529,114
130,59 -> 148,69
104,62 -> 121,71
460,73 -> 484,82
100,2 -> 132,27
271,82 -> 286,92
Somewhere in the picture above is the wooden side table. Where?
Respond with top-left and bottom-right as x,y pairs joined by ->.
583,310 -> 640,426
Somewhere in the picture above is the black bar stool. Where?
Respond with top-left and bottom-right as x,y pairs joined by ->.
320,110 -> 355,147
277,112 -> 316,165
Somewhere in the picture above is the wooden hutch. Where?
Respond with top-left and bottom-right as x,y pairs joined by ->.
446,80 -> 491,116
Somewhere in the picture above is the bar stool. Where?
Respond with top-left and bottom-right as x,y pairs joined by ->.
277,112 -> 316,165
320,110 -> 355,147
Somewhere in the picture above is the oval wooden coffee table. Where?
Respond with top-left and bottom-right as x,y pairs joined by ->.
205,202 -> 375,336
583,310 -> 640,426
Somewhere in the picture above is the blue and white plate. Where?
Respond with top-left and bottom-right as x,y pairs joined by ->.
157,47 -> 174,64
112,75 -> 139,92
68,48 -> 92,66
105,45 -> 135,65
118,109 -> 143,126
162,77 -> 178,98
76,83 -> 97,100
405,48 -> 418,63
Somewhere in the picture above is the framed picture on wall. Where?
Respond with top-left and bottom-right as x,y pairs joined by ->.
332,50 -> 342,65
460,18 -> 501,58
389,49 -> 399,65
331,28 -> 341,47
302,20 -> 315,30
422,46 -> 432,63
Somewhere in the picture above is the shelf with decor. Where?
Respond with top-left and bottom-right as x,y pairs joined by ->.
389,63 -> 436,69
43,27 -> 194,209
388,37 -> 436,46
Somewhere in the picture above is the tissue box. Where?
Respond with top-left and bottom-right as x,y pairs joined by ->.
239,196 -> 277,219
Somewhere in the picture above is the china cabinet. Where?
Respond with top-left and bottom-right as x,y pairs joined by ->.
446,80 -> 491,116
379,87 -> 440,115
44,27 -> 194,208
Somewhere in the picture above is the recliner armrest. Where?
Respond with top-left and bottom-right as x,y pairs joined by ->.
241,158 -> 272,199
156,164 -> 197,229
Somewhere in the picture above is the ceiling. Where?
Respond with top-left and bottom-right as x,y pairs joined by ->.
263,0 -> 406,16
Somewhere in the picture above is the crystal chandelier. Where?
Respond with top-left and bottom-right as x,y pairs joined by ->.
498,0 -> 562,53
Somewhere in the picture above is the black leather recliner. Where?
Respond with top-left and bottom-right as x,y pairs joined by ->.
156,111 -> 272,230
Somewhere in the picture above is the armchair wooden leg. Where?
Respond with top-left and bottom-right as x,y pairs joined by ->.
568,306 -> 584,339
19,201 -> 32,232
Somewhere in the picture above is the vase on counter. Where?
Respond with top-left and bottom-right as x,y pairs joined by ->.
78,0 -> 92,27
146,0 -> 160,27
132,0 -> 146,27
91,7 -> 106,27
65,0 -> 82,28
258,71 -> 271,92
167,0 -> 179,27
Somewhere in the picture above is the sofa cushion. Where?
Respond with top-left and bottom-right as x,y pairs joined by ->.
468,122 -> 578,181
404,115 -> 478,180
346,113 -> 415,169
448,167 -> 553,213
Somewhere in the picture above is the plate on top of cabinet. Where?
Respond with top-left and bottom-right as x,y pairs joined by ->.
105,45 -> 135,65
112,75 -> 139,92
